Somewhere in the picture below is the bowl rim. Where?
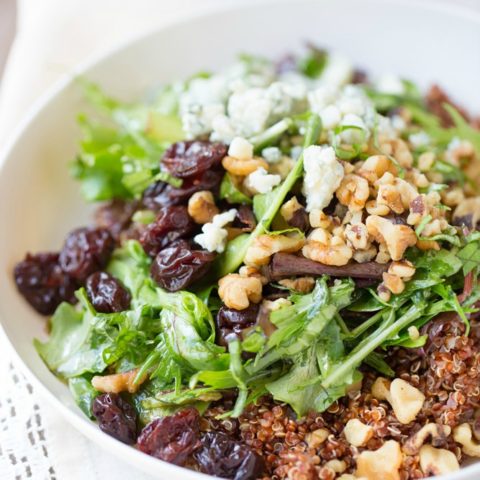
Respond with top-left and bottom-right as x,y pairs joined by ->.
1,0 -> 480,478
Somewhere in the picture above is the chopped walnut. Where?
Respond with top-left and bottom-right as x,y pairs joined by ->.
305,428 -> 329,448
239,265 -> 268,285
222,155 -> 268,176
366,215 -> 417,261
336,174 -> 370,212
403,423 -> 452,455
280,196 -> 303,222
358,154 -> 398,184
344,222 -> 370,250
419,445 -> 459,476
441,187 -> 465,208
303,229 -> 353,266
343,419 -> 373,447
324,459 -> 347,474
378,138 -> 413,168
371,377 -> 424,424
376,173 -> 418,215
388,260 -> 415,279
453,423 -> 480,457
92,368 -> 146,394
382,272 -> 405,295
353,245 -> 377,263
187,190 -> 219,224
365,200 -> 390,216
356,440 -> 403,480
278,276 -> 315,293
244,234 -> 305,267
417,151 -> 435,172
309,209 -> 332,229
218,273 -> 263,310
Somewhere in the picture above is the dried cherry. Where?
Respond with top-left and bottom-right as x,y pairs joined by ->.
194,432 -> 264,480
162,140 -> 227,178
216,304 -> 259,347
139,206 -> 194,257
86,272 -> 131,313
92,393 -> 137,444
94,199 -> 137,242
59,227 -> 114,281
137,407 -> 200,465
14,252 -> 77,315
151,240 -> 215,292
142,169 -> 224,209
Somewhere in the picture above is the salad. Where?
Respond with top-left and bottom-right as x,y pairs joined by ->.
13,46 -> 480,480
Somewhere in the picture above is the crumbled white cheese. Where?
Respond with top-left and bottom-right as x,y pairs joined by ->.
375,73 -> 405,95
262,146 -> 282,163
337,85 -> 369,116
321,54 -> 353,87
228,137 -> 254,160
340,113 -> 367,144
409,131 -> 431,149
194,209 -> 237,253
308,85 -> 338,114
320,105 -> 341,129
302,145 -> 344,212
244,167 -> 281,194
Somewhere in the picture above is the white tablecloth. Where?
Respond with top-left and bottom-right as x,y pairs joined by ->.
1,0 -> 480,479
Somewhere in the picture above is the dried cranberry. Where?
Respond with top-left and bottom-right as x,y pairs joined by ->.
94,199 -> 137,242
14,252 -> 77,315
137,408 -> 200,465
59,227 -> 114,281
162,141 -> 227,178
216,304 -> 259,347
140,206 -> 194,257
86,272 -> 131,313
194,432 -> 264,480
92,393 -> 137,444
142,169 -> 224,209
151,240 -> 215,292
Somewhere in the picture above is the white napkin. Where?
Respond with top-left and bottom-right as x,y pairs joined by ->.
0,1 -> 236,479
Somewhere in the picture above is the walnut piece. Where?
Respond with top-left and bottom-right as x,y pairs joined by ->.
187,190 -> 219,224
280,196 -> 303,222
218,273 -> 263,310
278,276 -> 315,293
453,423 -> 480,457
356,440 -> 403,480
403,423 -> 451,455
305,428 -> 329,448
343,419 -> 373,447
92,368 -> 146,394
336,174 -> 370,212
366,215 -> 417,261
222,155 -> 268,176
303,229 -> 353,266
371,378 -> 425,424
419,445 -> 459,476
245,234 -> 304,267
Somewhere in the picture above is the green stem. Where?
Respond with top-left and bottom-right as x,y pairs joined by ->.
249,118 -> 293,152
322,303 -> 425,388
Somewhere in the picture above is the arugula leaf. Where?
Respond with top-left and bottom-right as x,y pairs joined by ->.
73,81 -> 183,202
458,242 -> 480,275
69,376 -> 98,419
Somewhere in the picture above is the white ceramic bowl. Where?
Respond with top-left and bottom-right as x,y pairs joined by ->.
1,0 -> 480,478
